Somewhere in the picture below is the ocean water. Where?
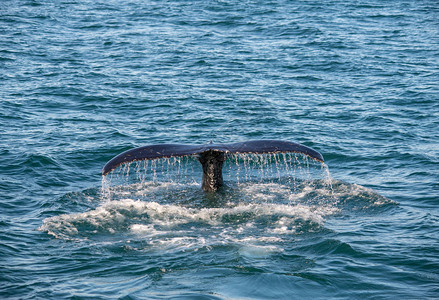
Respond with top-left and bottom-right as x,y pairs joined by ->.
1,0 -> 438,299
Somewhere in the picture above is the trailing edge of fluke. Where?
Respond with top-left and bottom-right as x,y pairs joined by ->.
102,140 -> 324,192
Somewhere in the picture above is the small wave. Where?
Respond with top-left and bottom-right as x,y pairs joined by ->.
329,180 -> 397,211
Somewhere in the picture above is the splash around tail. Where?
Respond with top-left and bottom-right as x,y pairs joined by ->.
102,140 -> 324,192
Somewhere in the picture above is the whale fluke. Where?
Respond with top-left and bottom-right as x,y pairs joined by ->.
102,140 -> 324,192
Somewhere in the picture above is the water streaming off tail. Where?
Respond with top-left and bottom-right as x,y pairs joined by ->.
101,153 -> 333,201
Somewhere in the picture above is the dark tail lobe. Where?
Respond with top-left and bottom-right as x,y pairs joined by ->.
102,140 -> 324,192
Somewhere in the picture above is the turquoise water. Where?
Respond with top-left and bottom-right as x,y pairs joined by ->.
1,0 -> 438,299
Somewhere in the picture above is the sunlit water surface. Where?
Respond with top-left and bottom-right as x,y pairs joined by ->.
1,0 -> 438,299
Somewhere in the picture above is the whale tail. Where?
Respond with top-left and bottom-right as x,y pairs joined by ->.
102,140 -> 324,192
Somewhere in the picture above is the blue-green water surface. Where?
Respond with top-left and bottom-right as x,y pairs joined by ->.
1,0 -> 438,299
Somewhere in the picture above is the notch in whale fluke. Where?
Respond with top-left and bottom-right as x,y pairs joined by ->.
102,140 -> 324,192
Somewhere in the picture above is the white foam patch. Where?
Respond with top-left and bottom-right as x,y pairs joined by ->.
289,185 -> 316,201
39,199 -> 338,246
130,224 -> 157,235
239,183 -> 292,201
